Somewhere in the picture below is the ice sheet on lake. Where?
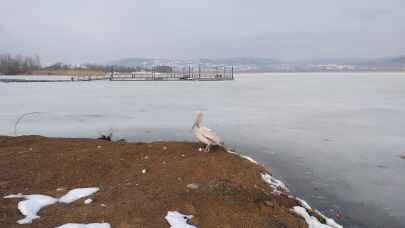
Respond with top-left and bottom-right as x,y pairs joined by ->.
291,206 -> 342,228
59,187 -> 100,204
2,73 -> 405,227
165,211 -> 196,228
4,194 -> 58,224
56,223 -> 111,228
4,187 -> 100,224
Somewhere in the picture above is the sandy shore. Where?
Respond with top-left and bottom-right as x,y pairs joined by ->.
0,136 -> 340,228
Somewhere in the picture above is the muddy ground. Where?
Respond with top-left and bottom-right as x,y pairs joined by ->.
0,136 -> 324,228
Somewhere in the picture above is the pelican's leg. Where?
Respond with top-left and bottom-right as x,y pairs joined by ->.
204,144 -> 211,152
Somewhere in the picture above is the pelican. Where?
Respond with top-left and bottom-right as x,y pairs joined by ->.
192,112 -> 223,152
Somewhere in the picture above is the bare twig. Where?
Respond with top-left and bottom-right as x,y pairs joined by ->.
14,112 -> 45,136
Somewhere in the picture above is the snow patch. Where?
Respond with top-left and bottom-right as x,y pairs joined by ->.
4,194 -> 58,224
294,198 -> 342,227
4,187 -> 100,224
59,187 -> 100,204
240,155 -> 258,164
291,206 -> 342,228
56,223 -> 111,228
315,209 -> 343,228
227,150 -> 258,164
165,211 -> 196,228
296,197 -> 312,210
261,174 -> 342,227
261,173 -> 289,193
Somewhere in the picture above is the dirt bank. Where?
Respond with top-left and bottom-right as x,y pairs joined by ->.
0,136 -> 335,228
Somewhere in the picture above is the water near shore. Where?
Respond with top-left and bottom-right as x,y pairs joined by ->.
1,72 -> 405,227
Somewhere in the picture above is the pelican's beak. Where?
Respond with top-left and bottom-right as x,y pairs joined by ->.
191,123 -> 197,130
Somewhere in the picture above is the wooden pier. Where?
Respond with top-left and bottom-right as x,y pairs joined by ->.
109,66 -> 234,81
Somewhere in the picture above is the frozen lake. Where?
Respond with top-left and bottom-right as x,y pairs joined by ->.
1,72 -> 405,227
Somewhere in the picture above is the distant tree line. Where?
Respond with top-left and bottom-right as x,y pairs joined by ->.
40,62 -> 172,73
0,54 -> 41,75
0,53 -> 173,75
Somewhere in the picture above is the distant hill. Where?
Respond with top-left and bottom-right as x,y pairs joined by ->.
197,57 -> 279,65
364,56 -> 405,66
107,56 -> 405,72
109,57 -> 277,67
109,58 -> 171,67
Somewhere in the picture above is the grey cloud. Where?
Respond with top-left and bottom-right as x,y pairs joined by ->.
0,0 -> 404,63
341,8 -> 391,22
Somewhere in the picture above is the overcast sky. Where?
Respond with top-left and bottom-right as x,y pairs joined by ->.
0,0 -> 404,63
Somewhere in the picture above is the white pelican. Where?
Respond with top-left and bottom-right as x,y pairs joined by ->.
192,112 -> 223,152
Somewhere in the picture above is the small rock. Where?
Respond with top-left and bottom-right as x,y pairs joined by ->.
163,146 -> 168,150
264,201 -> 274,207
181,154 -> 185,157
29,148 -> 33,151
56,187 -> 66,192
97,145 -> 102,149
177,177 -> 183,182
198,148 -> 203,152
84,198 -> 93,204
142,169 -> 147,174
101,203 -> 107,207
186,183 -> 200,190
144,155 -> 149,160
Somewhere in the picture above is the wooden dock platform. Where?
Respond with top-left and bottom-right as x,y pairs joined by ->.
109,66 -> 234,81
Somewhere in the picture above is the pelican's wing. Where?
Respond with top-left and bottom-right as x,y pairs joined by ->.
200,127 -> 223,145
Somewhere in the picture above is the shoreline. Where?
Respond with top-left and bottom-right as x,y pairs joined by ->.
1,70 -> 405,77
0,135 -> 342,228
